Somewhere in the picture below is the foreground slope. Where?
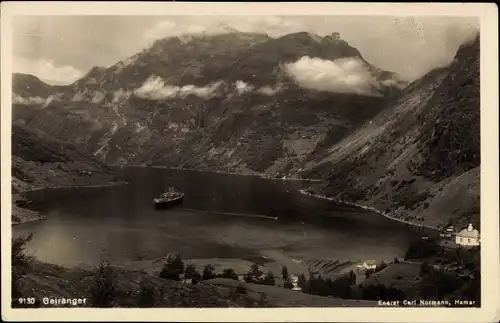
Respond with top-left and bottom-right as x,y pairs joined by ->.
302,35 -> 480,229
15,259 -> 376,307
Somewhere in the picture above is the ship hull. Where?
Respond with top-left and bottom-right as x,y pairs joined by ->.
154,195 -> 184,209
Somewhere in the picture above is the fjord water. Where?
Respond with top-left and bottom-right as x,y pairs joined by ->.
14,167 -> 418,268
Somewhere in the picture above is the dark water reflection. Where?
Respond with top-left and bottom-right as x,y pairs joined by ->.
14,167 -> 419,268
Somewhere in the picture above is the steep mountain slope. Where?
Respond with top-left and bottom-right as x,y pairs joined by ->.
11,121 -> 117,223
11,120 -> 117,191
301,35 -> 480,229
12,31 -> 405,173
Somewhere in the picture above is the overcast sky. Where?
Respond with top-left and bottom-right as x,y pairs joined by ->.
12,15 -> 479,85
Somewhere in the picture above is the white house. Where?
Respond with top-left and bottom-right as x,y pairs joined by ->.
455,224 -> 480,247
362,260 -> 377,270
290,274 -> 301,291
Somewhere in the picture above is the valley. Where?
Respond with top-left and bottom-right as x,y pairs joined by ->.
12,31 -> 480,230
9,26 -> 481,309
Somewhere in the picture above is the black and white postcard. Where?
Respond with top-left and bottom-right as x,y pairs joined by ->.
1,2 -> 499,322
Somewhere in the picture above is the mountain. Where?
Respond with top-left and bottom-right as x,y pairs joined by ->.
11,121 -> 117,224
301,34 -> 480,229
12,31 -> 406,173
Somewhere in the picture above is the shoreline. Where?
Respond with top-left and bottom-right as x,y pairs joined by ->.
126,165 -> 323,182
22,180 -> 130,194
298,189 -> 440,232
12,214 -> 47,227
12,180 -> 130,226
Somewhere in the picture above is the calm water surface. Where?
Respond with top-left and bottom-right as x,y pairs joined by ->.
14,168 -> 418,268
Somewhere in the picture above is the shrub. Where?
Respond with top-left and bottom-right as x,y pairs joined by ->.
221,268 -> 239,281
137,279 -> 156,307
159,254 -> 185,281
89,260 -> 117,307
184,264 -> 201,281
244,264 -> 263,283
202,264 -> 216,280
259,271 -> 276,286
159,264 -> 180,281
12,233 -> 34,300
375,261 -> 388,273
283,279 -> 294,289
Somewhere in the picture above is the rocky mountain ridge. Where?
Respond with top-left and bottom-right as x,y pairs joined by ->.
12,31 -> 406,173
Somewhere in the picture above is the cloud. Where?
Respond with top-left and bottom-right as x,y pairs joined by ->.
134,76 -> 223,100
257,84 -> 282,96
235,80 -> 254,95
282,56 -> 381,95
13,57 -> 84,85
12,94 -> 47,105
112,89 -> 132,103
379,78 -> 408,90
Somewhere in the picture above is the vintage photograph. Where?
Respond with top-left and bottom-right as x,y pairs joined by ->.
1,2 -> 498,322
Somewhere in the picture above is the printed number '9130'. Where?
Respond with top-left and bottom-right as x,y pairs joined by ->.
18,298 -> 36,305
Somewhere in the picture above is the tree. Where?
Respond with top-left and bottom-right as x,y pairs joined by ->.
244,264 -> 263,283
184,264 -> 201,281
202,264 -> 216,280
169,253 -> 185,275
12,233 -> 34,301
283,279 -> 294,289
297,273 -> 307,291
89,260 -> 117,307
259,271 -> 275,286
308,275 -> 331,297
281,266 -> 289,280
137,279 -> 156,307
419,261 -> 431,277
221,268 -> 239,281
250,264 -> 262,277
159,253 -> 185,281
243,272 -> 254,283
375,261 -> 388,273
329,275 -> 355,299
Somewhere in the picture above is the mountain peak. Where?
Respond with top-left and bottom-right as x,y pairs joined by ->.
277,31 -> 323,43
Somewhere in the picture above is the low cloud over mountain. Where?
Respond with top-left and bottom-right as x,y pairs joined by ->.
12,94 -> 46,105
284,56 -> 387,96
134,76 -> 224,100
